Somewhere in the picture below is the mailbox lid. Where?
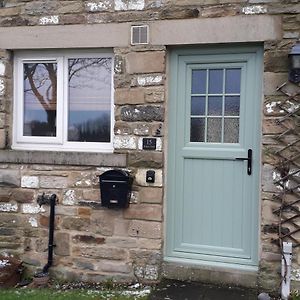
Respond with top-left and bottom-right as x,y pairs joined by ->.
99,169 -> 132,183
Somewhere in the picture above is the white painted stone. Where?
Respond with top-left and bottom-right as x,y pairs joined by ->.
138,137 -> 162,151
114,135 -> 137,149
63,189 -> 76,206
137,75 -> 163,86
86,1 -> 112,11
136,168 -> 162,187
0,62 -> 5,77
21,176 -> 39,188
115,0 -> 144,11
291,268 -> 300,281
265,102 -> 278,113
286,100 -> 300,113
22,204 -> 45,214
0,203 -> 18,212
242,6 -> 267,15
39,15 -> 59,25
0,79 -> 5,96
134,265 -> 159,280
28,217 -> 38,227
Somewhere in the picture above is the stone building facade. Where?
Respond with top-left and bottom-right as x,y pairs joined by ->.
0,0 -> 299,293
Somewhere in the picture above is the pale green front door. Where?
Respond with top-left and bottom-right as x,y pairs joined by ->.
166,46 -> 263,267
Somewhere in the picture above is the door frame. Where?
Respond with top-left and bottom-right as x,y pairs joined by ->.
165,44 -> 263,270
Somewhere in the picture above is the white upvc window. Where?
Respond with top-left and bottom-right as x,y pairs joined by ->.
13,50 -> 114,152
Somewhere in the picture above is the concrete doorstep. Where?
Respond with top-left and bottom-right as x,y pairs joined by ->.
149,280 -> 259,300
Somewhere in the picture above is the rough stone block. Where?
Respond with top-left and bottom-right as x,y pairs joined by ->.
264,50 -> 289,72
0,113 -> 5,128
22,204 -> 45,214
139,187 -> 163,204
114,121 -> 133,135
126,51 -> 165,74
96,260 -> 132,273
82,189 -> 100,202
128,151 -> 163,168
262,164 -> 278,193
129,220 -> 161,239
72,246 -> 127,260
145,88 -> 165,103
115,0 -> 145,11
121,105 -> 164,122
0,169 -> 20,187
114,219 -> 130,237
21,176 -> 39,188
61,216 -> 90,231
263,118 -> 292,135
151,123 -> 164,137
73,258 -> 95,270
137,238 -> 162,250
72,234 -> 105,245
85,1 -> 113,12
55,232 -> 70,256
63,189 -> 79,206
40,176 -> 68,189
264,72 -> 287,96
0,188 -> 12,202
114,135 -> 137,149
91,210 -> 115,236
115,88 -> 144,105
124,204 -> 162,221
12,189 -> 34,203
134,74 -> 164,87
55,206 -> 77,216
78,207 -> 92,217
0,202 -> 18,212
133,123 -> 150,136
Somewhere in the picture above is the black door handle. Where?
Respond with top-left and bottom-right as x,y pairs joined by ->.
236,149 -> 252,175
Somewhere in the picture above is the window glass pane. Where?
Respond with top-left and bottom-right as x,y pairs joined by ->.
225,68 -> 241,94
191,70 -> 206,94
225,96 -> 240,116
191,96 -> 206,115
190,118 -> 205,142
207,118 -> 222,143
224,118 -> 239,143
23,62 -> 57,137
208,96 -> 222,116
68,58 -> 112,142
208,69 -> 223,94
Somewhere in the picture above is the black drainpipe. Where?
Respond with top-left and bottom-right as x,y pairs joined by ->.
36,193 -> 57,276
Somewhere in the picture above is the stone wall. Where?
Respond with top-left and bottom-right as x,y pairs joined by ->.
0,0 -> 299,291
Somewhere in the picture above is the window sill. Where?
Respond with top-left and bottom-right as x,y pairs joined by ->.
0,150 -> 126,167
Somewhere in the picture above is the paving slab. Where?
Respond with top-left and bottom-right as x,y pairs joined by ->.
149,280 -> 258,300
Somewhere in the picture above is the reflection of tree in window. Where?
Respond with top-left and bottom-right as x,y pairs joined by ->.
23,58 -> 112,142
24,63 -> 57,137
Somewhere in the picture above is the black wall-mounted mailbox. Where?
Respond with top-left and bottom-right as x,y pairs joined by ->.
99,170 -> 133,209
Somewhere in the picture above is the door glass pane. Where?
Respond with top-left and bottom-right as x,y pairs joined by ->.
68,58 -> 112,142
191,70 -> 206,94
208,96 -> 222,116
191,118 -> 205,142
225,69 -> 241,94
225,96 -> 240,116
224,118 -> 239,143
191,96 -> 206,115
207,118 -> 222,143
23,62 -> 57,137
208,69 -> 223,94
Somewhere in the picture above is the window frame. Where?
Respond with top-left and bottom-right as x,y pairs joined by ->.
13,49 -> 114,153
